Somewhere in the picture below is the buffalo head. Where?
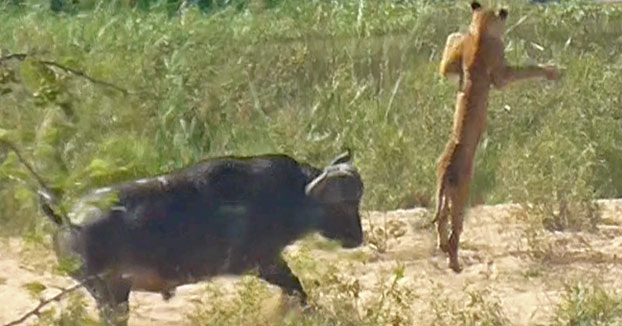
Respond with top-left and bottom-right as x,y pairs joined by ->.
305,150 -> 364,248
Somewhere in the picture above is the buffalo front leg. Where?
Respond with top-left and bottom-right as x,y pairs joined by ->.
85,275 -> 132,326
258,257 -> 307,306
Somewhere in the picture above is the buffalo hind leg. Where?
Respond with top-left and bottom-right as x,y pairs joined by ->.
85,275 -> 132,326
259,257 -> 307,306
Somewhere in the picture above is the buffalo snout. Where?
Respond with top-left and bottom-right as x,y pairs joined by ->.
319,202 -> 364,249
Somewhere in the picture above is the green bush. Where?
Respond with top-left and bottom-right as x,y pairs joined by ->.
554,282 -> 622,326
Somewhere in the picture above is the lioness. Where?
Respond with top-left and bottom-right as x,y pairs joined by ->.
435,1 -> 560,273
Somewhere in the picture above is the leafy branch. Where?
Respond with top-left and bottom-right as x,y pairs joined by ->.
0,52 -> 129,95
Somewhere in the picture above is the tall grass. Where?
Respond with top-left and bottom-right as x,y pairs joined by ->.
0,0 -> 621,235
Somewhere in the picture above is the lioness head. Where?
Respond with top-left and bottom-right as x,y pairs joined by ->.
469,1 -> 508,38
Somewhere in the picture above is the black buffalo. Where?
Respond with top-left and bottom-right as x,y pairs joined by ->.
40,151 -> 364,326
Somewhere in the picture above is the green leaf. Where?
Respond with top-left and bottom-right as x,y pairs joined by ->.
0,128 -> 9,140
85,158 -> 113,178
90,190 -> 120,211
55,256 -> 83,276
19,59 -> 62,103
23,281 -> 47,298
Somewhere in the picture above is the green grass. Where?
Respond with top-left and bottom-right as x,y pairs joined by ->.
31,291 -> 98,326
554,282 -> 622,326
187,255 -> 415,326
431,287 -> 510,326
0,0 -> 621,237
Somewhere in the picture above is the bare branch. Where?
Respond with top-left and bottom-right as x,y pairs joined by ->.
1,278 -> 90,326
0,53 -> 28,62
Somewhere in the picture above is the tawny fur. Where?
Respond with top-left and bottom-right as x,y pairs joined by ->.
434,1 -> 559,273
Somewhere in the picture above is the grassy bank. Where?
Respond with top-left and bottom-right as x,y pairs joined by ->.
0,0 -> 621,234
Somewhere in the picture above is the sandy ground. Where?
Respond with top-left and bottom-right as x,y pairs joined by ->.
1,199 -> 622,326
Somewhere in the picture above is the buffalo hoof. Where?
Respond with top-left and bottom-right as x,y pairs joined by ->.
160,288 -> 176,301
293,290 -> 308,308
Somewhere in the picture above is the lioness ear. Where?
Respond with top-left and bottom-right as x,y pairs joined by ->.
498,9 -> 508,19
471,1 -> 482,11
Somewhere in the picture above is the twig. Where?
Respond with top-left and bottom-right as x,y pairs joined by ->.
2,279 -> 89,326
0,139 -> 65,225
0,53 -> 28,62
356,0 -> 365,36
0,53 -> 129,95
505,14 -> 529,35
383,73 -> 403,123
39,60 -> 128,95
0,139 -> 53,197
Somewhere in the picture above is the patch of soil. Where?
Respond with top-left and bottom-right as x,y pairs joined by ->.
1,199 -> 622,326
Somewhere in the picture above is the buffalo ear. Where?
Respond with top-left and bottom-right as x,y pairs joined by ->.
471,1 -> 481,11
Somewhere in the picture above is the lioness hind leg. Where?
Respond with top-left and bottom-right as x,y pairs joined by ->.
447,180 -> 471,273
434,188 -> 451,254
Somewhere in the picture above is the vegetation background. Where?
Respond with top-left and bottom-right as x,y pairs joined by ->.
1,0 -> 621,233
0,0 -> 621,324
